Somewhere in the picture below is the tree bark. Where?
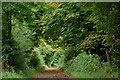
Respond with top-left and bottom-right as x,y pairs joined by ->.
6,11 -> 12,43
105,49 -> 111,68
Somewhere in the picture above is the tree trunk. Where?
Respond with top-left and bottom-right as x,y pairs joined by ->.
105,49 -> 111,68
98,57 -> 103,67
6,11 -> 12,43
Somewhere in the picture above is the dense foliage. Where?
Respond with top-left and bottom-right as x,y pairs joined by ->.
2,2 -> 119,78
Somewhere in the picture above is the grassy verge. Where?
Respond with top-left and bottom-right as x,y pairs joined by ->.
2,71 -> 22,78
2,67 -> 45,78
68,68 -> 118,78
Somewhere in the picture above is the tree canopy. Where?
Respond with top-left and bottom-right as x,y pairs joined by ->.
2,2 -> 120,78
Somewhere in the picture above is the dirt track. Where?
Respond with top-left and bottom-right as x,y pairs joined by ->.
32,67 -> 75,80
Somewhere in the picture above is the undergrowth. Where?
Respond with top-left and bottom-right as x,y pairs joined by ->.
2,66 -> 45,78
62,50 -> 118,78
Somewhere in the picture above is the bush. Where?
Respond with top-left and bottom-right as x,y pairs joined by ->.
8,51 -> 29,71
62,50 -> 118,78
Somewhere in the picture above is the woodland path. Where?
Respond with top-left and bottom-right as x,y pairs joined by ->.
32,67 -> 75,80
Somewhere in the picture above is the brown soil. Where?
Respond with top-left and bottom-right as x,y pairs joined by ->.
32,67 -> 75,80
